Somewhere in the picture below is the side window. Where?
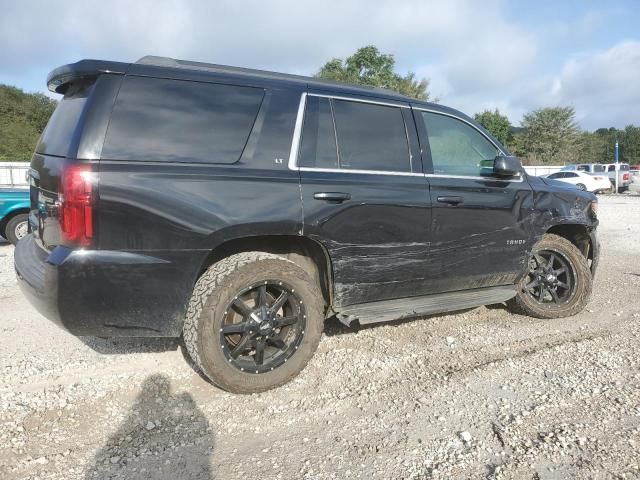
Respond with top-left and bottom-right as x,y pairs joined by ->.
298,96 -> 338,169
566,172 -> 577,178
593,165 -> 605,172
332,99 -> 411,172
608,165 -> 616,172
421,112 -> 500,176
548,172 -> 563,179
103,77 -> 264,163
577,165 -> 589,171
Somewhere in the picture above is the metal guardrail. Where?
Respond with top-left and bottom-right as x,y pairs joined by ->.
0,163 -> 30,187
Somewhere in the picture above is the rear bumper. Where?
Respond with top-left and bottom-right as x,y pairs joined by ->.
14,234 -> 62,325
14,234 -> 203,337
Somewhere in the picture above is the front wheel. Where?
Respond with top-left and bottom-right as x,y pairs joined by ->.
5,213 -> 29,245
575,183 -> 586,191
507,234 -> 592,318
183,252 -> 325,393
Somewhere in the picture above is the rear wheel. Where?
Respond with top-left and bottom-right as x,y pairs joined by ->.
507,234 -> 592,318
183,252 -> 325,393
5,213 -> 29,245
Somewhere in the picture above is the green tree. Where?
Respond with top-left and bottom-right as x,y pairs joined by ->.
474,109 -> 512,146
316,46 -> 432,101
0,85 -> 57,161
519,107 -> 580,164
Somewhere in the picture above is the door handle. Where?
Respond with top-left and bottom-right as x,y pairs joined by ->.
437,195 -> 463,206
314,192 -> 351,203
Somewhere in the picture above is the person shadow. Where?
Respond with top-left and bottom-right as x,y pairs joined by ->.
85,374 -> 214,480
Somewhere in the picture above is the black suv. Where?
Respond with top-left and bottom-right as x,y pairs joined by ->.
15,56 -> 600,393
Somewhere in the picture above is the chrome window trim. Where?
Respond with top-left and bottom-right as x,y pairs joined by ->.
308,93 -> 410,109
299,166 -> 424,177
414,107 -> 523,182
287,92 -> 307,171
413,107 -> 505,154
288,94 -> 523,182
289,92 -> 415,176
424,173 -> 524,183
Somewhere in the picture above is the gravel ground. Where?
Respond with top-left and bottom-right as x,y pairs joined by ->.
1,193 -> 640,480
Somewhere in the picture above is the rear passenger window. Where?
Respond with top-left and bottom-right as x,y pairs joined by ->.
421,112 -> 499,176
37,82 -> 94,157
332,99 -> 411,172
298,96 -> 338,169
102,77 -> 264,163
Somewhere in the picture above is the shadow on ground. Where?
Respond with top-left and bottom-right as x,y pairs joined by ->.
79,337 -> 181,354
85,374 -> 214,480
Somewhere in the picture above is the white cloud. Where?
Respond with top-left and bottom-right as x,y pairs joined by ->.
509,41 -> 640,129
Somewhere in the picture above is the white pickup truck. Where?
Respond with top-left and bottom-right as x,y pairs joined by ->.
603,163 -> 631,192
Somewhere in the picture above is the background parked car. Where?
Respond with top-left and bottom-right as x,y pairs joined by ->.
603,163 -> 631,192
544,170 -> 611,193
562,163 -> 607,174
0,187 -> 30,244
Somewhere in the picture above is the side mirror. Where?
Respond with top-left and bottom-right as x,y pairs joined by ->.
493,155 -> 522,177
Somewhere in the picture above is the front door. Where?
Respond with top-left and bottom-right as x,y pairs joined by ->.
414,108 -> 534,294
293,92 -> 432,307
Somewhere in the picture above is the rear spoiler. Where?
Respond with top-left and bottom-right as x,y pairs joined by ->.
47,59 -> 130,94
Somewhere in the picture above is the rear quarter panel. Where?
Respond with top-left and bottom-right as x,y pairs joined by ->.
91,85 -> 304,335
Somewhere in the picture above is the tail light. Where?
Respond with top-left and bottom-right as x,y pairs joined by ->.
60,164 -> 94,246
623,173 -> 630,181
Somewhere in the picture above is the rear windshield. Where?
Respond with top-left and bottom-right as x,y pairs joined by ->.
102,77 -> 264,164
36,82 -> 94,157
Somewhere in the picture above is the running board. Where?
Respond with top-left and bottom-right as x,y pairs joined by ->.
336,286 -> 516,326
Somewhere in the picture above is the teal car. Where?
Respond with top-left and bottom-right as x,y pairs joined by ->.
0,188 -> 30,244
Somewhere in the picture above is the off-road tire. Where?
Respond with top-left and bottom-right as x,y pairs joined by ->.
183,252 -> 325,394
5,213 -> 29,245
507,234 -> 592,318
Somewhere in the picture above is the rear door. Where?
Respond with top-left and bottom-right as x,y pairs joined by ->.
293,92 -> 432,307
415,108 -> 534,294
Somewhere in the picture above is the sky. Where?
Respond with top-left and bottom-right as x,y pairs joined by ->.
1,0 -> 638,130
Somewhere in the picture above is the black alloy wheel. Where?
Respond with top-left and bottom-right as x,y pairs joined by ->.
507,234 -> 592,319
522,250 -> 575,305
183,251 -> 324,393
219,281 -> 306,374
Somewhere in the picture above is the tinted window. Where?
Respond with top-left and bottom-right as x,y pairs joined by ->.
298,96 -> 338,168
421,112 -> 499,176
593,164 -> 605,172
103,77 -> 264,163
548,172 -> 563,179
608,165 -> 616,171
565,172 -> 578,177
37,82 -> 94,157
577,165 -> 589,171
332,99 -> 410,172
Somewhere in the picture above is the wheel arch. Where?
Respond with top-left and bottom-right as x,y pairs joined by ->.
545,223 -> 594,266
198,235 -> 334,309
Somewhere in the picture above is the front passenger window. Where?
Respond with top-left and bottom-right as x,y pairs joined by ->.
421,112 -> 499,177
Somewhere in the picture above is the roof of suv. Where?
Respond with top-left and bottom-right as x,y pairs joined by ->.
47,55 -> 440,108
46,55 -> 490,146
136,56 -> 418,101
